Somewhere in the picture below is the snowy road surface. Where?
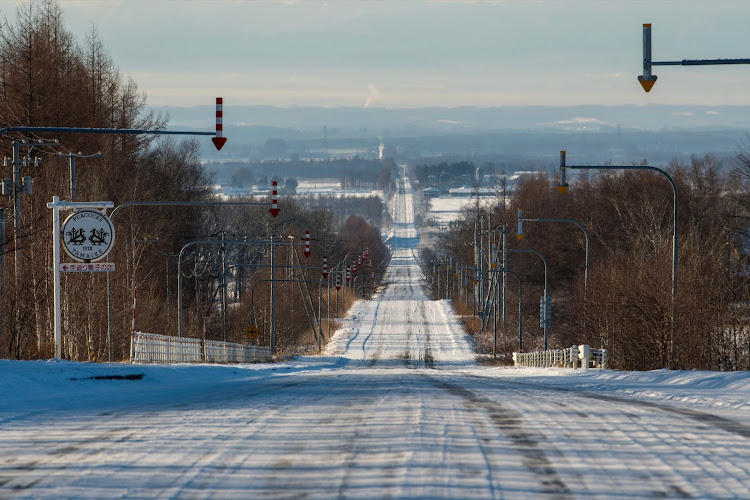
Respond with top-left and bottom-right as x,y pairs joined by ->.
2,170 -> 750,499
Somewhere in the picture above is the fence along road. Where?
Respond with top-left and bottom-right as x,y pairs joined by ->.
1,168 -> 749,498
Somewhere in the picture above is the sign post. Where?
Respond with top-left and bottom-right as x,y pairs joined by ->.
245,325 -> 259,340
47,197 -> 114,359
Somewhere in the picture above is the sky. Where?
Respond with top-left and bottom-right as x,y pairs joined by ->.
6,0 -> 750,108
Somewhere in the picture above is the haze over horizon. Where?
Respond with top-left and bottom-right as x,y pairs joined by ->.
46,0 -> 750,112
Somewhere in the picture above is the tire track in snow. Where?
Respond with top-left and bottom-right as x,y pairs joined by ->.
0,377 -> 316,497
427,376 -> 573,498
462,374 -> 750,498
470,374 -> 750,440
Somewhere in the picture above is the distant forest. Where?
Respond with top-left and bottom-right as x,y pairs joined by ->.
209,158 -> 394,191
0,1 -> 390,361
427,153 -> 750,371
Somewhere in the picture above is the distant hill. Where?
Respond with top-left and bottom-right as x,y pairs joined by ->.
155,104 -> 750,134
153,104 -> 750,165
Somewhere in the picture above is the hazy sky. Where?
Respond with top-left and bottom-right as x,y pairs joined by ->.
10,1 -> 750,108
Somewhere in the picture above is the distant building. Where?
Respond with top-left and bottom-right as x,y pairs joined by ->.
448,186 -> 495,197
422,187 -> 442,198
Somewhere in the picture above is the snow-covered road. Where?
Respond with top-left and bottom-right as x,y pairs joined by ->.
2,169 -> 750,499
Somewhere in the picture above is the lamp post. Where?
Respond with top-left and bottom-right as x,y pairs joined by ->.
507,248 -> 549,350
559,150 -> 678,365
250,278 -> 326,351
107,198 -> 275,361
517,210 -> 590,289
177,238 -> 303,352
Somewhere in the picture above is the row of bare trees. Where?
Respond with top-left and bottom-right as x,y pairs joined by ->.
0,1 -> 392,360
429,154 -> 750,370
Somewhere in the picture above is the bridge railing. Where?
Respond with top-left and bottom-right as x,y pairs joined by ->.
204,340 -> 273,363
130,332 -> 272,364
513,345 -> 607,369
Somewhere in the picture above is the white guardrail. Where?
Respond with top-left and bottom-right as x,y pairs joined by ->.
513,345 -> 607,369
130,332 -> 273,364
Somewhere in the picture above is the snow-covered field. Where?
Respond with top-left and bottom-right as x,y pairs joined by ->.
2,169 -> 750,499
296,178 -> 383,198
427,196 -> 492,227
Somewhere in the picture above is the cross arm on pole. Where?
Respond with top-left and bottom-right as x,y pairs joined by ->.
652,58 -> 750,66
110,200 -> 271,219
177,238 -> 304,337
0,126 -> 216,136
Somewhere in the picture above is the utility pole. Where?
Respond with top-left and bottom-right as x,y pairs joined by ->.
1,104 -> 225,360
3,139 -> 58,354
58,151 -> 101,201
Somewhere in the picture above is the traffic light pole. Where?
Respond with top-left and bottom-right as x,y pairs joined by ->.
638,23 -> 750,92
1,106 -> 224,360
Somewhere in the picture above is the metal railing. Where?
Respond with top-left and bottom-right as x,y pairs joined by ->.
513,345 -> 607,369
130,331 -> 272,364
204,339 -> 272,363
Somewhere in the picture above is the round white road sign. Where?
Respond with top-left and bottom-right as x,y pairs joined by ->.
61,209 -> 115,262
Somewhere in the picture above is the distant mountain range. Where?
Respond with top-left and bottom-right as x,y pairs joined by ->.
155,104 -> 750,135
151,104 -> 750,165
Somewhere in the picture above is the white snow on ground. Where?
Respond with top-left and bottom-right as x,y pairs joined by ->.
427,196 -> 485,227
2,168 -> 750,499
296,179 -> 383,199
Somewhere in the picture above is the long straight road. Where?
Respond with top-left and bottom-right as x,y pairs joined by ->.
2,169 -> 750,499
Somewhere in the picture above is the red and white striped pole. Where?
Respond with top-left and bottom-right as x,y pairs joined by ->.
211,97 -> 228,151
270,180 -> 280,217
336,272 -> 341,290
346,266 -> 351,283
304,231 -> 311,258
322,255 -> 328,278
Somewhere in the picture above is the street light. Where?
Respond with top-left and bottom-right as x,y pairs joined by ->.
177,238 -> 303,350
559,150 -> 679,365
517,209 -> 590,289
250,278 -> 324,352
507,248 -> 549,350
107,198 -> 277,361
489,268 -> 523,352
